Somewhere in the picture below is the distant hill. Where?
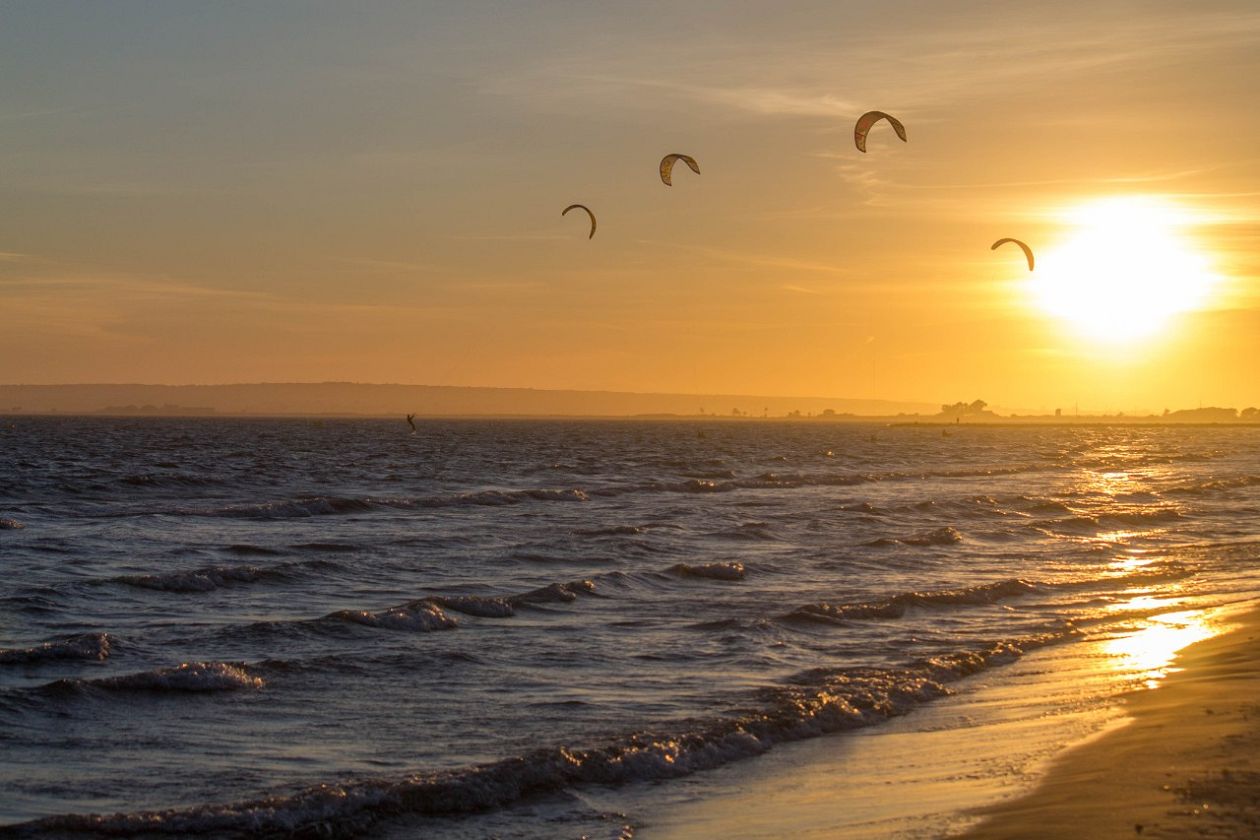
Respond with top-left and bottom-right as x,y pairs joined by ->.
0,383 -> 940,418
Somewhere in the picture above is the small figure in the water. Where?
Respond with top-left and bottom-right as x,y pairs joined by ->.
406,414 -> 417,435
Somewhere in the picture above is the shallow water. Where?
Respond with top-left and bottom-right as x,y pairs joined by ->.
1,418 -> 1258,836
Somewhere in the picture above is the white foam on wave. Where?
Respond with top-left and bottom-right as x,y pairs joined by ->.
789,578 -> 1038,624
429,595 -> 516,618
670,562 -> 746,582
510,579 -> 598,605
239,580 -> 596,641
0,633 -> 111,665
866,525 -> 964,547
330,601 -> 458,632
119,564 -> 273,593
48,661 -> 264,693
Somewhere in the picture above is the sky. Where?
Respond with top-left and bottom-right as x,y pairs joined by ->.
2,1 -> 1258,412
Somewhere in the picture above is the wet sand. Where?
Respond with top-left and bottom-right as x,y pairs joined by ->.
962,607 -> 1260,839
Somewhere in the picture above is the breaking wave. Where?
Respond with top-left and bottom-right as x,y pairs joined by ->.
1167,475 -> 1260,496
6,632 -> 1068,838
328,601 -> 458,633
788,578 -> 1037,624
42,662 -> 263,694
866,526 -> 964,547
511,579 -> 599,605
429,595 -> 516,618
0,633 -> 111,665
670,562 -> 746,581
118,564 -> 282,593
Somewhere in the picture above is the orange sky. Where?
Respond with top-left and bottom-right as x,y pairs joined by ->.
2,2 -> 1257,412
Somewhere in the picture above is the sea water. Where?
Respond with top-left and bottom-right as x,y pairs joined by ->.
2,418 -> 1258,837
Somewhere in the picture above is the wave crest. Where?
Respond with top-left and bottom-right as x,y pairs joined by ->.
511,579 -> 598,605
47,662 -> 263,693
788,578 -> 1037,625
866,526 -> 964,547
429,595 -> 515,618
119,564 -> 276,593
329,601 -> 458,632
0,633 -> 111,665
10,632 -> 1067,837
670,562 -> 746,581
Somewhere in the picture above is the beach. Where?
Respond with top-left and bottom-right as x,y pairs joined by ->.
963,607 -> 1260,839
638,604 -> 1259,839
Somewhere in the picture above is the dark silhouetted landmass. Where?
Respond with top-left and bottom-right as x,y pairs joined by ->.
937,399 -> 997,421
0,383 -> 937,418
1,384 -> 1256,423
98,404 -> 217,416
1162,407 -> 1238,422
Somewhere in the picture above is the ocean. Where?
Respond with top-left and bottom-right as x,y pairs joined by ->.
2,418 -> 1258,838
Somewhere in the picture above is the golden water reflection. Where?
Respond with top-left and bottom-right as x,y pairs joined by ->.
1103,607 -> 1218,688
1105,593 -> 1184,614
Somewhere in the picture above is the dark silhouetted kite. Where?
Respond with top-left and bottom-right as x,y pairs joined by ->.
991,238 -> 1035,271
562,204 -> 597,239
659,153 -> 700,186
854,111 -> 907,153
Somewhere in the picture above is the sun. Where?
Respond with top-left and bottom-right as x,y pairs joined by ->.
1028,196 -> 1220,343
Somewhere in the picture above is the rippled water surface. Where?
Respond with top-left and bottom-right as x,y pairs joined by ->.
2,418 -> 1259,837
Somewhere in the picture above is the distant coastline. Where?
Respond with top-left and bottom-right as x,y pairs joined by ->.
0,383 -> 1256,424
0,382 -> 935,419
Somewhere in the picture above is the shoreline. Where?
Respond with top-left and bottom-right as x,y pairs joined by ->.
634,604 -> 1258,839
961,606 -> 1260,838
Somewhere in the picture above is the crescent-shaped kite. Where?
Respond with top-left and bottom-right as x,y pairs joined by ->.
562,204 -> 597,239
854,111 -> 907,153
659,153 -> 700,186
991,237 -> 1035,271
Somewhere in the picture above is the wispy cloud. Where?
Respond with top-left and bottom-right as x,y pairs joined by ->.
489,8 -> 1260,121
335,257 -> 437,274
0,106 -> 84,122
682,87 -> 859,118
0,269 -> 273,303
444,232 -> 571,243
635,238 -> 852,276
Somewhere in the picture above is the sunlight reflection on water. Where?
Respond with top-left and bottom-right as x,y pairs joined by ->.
1103,607 -> 1219,688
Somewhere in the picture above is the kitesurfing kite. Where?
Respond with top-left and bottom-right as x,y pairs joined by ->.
991,238 -> 1035,271
854,111 -> 907,153
659,153 -> 700,186
562,204 -> 597,239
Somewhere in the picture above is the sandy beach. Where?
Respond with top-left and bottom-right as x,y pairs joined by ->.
963,607 -> 1260,839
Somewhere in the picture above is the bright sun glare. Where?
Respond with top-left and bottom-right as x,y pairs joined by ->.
1030,196 -> 1220,343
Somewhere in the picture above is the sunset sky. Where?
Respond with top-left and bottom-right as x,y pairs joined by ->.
2,1 -> 1257,412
